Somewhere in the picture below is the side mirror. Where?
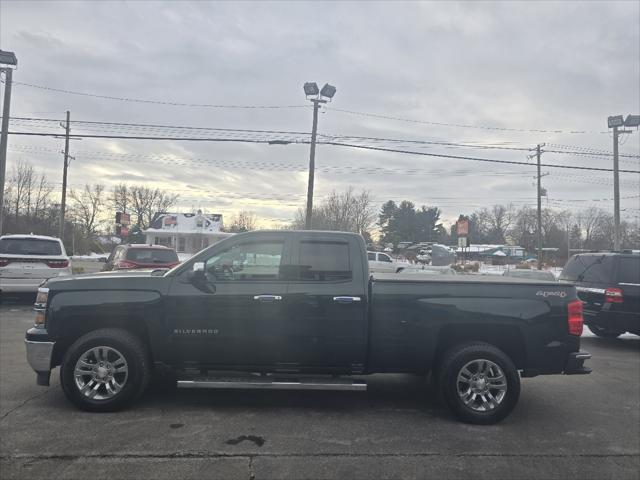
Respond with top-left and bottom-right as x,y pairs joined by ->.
189,262 -> 215,293
190,262 -> 205,280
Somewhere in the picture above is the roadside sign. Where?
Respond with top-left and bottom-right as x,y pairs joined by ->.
458,237 -> 467,248
456,216 -> 469,236
607,115 -> 624,128
115,212 -> 131,226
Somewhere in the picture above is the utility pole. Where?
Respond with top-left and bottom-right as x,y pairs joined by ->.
305,99 -> 321,229
608,114 -> 639,251
59,110 -> 70,239
536,144 -> 543,270
0,66 -> 15,235
567,224 -> 570,264
612,125 -> 621,251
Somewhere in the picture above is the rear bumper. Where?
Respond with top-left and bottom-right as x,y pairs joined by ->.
1,273 -> 70,293
584,309 -> 639,333
1,278 -> 46,293
564,351 -> 592,375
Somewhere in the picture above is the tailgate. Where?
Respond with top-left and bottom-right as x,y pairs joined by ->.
0,256 -> 68,279
575,286 -> 607,313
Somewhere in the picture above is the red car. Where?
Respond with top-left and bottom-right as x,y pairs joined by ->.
104,244 -> 180,271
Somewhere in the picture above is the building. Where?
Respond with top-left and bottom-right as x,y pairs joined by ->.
451,244 -> 528,263
143,212 -> 233,254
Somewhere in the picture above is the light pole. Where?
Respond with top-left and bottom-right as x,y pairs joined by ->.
303,82 -> 336,229
0,49 -> 17,235
608,114 -> 639,251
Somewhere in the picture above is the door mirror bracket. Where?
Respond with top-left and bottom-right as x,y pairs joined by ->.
188,262 -> 215,293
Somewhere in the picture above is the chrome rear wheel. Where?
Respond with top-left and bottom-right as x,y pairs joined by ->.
456,359 -> 507,412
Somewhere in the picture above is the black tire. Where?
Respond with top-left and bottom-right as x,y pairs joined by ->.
60,328 -> 150,412
587,324 -> 623,338
437,342 -> 520,425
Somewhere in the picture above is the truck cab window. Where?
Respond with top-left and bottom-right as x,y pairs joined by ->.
367,252 -> 376,261
205,241 -> 284,281
299,241 -> 351,281
379,254 -> 392,263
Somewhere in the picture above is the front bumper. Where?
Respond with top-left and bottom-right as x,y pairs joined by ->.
564,351 -> 592,375
25,338 -> 55,386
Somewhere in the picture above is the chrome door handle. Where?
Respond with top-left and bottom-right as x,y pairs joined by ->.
333,296 -> 362,304
253,295 -> 282,302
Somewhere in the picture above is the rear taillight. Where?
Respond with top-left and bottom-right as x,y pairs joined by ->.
0,258 -> 10,267
46,259 -> 69,268
605,287 -> 623,303
116,261 -> 137,269
568,299 -> 584,336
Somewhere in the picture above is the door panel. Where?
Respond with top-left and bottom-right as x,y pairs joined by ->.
284,234 -> 368,370
165,234 -> 291,368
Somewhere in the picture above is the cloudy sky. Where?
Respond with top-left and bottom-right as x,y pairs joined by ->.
1,0 -> 639,229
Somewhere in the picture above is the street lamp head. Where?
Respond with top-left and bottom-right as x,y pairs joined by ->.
303,82 -> 319,97
624,114 -> 640,128
0,50 -> 17,67
320,83 -> 336,99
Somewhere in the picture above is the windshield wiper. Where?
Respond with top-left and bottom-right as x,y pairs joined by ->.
575,255 -> 605,283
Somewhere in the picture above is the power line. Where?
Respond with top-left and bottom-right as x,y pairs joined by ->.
325,107 -> 610,135
8,81 -> 309,109
0,80 -> 614,135
7,130 -> 308,144
6,116 -> 639,160
4,116 -> 310,136
7,130 -> 640,173
322,141 -> 640,174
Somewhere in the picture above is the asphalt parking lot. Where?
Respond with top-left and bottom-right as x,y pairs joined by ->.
1,296 -> 638,480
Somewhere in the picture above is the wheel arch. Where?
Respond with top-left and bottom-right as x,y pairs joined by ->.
52,316 -> 152,368
434,324 -> 526,371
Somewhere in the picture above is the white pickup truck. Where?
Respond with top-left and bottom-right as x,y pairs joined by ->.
367,251 -> 409,273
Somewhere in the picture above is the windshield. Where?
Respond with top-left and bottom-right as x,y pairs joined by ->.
126,248 -> 179,263
0,238 -> 62,256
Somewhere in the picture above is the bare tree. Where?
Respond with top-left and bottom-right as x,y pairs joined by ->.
70,184 -> 106,237
111,183 -> 129,214
476,204 -> 514,243
32,175 -> 53,219
9,160 -> 35,219
227,210 -> 257,232
128,186 -> 179,229
292,187 -> 376,236
577,207 -> 606,249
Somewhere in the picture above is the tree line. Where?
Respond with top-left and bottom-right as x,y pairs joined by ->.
3,161 -> 638,256
2,160 -> 179,253
293,188 -> 639,257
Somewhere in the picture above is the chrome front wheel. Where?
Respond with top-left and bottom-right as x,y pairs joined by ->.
74,346 -> 129,400
61,328 -> 150,412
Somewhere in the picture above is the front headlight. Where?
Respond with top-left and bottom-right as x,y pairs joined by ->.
34,287 -> 49,328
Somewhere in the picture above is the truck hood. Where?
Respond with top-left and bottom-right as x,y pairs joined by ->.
44,269 -> 171,292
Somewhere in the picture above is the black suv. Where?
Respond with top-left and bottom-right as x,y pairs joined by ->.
560,252 -> 640,338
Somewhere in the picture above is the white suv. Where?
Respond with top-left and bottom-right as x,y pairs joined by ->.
0,234 -> 72,293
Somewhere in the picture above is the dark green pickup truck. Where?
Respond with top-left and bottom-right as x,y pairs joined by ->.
26,230 -> 591,424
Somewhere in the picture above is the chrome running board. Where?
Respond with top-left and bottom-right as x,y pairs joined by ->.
177,375 -> 367,391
